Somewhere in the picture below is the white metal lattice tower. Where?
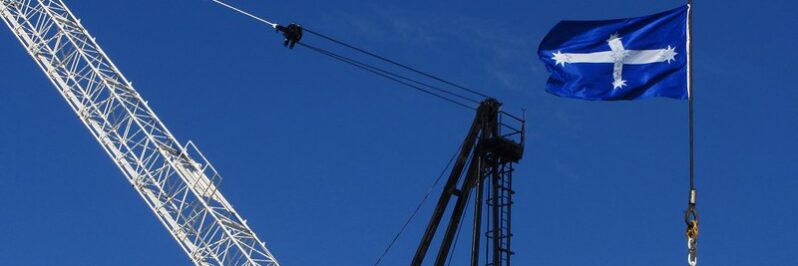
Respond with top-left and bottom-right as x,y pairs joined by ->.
0,1 -> 280,265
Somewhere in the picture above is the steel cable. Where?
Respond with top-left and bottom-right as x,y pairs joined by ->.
211,0 -> 487,110
298,42 -> 477,110
302,27 -> 491,99
373,146 -> 462,265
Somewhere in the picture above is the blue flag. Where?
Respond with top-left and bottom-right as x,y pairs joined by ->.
538,5 -> 689,100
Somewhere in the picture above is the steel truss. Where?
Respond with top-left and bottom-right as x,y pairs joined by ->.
0,1 -> 279,265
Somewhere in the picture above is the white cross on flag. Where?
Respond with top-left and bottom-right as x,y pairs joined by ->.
538,5 -> 689,100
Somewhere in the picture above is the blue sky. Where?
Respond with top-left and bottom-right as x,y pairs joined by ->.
1,0 -> 797,265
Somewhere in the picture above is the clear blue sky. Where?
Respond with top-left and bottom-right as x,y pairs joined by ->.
1,0 -> 796,265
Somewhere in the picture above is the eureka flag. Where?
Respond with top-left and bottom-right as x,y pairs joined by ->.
538,5 -> 689,100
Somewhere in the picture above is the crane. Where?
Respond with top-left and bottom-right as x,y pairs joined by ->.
0,1 -> 279,265
200,1 -> 529,265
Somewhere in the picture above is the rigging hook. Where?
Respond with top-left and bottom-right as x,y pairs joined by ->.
684,189 -> 699,266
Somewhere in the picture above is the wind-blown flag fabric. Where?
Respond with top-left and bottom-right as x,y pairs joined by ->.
538,5 -> 689,100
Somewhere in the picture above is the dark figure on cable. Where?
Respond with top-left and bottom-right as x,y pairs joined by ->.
276,23 -> 303,49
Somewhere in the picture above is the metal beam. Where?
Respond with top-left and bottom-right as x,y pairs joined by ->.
0,1 -> 279,265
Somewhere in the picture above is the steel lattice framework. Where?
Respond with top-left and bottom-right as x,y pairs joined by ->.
0,1 -> 279,265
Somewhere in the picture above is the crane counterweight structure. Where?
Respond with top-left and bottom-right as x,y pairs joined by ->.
0,1 -> 279,265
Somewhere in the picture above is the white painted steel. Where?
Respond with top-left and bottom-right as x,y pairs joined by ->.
0,1 -> 280,265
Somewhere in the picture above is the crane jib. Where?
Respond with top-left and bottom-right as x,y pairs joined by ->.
0,1 -> 279,265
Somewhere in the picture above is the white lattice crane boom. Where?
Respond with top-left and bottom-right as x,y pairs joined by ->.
0,1 -> 279,265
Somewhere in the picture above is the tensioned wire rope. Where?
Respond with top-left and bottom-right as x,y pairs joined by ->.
210,0 -> 491,111
299,26 -> 491,99
296,42 -> 478,110
373,146 -> 462,265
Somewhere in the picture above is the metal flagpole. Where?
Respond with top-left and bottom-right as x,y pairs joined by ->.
685,1 -> 699,266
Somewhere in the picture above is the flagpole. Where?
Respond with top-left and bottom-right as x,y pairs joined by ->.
688,1 -> 695,200
685,1 -> 699,266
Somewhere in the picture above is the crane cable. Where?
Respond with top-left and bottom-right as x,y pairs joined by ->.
211,0 -> 278,28
374,145 -> 461,265
297,42 -> 477,110
300,27 -> 491,99
210,0 -> 490,111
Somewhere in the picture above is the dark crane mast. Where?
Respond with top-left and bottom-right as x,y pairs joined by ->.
413,99 -> 524,266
